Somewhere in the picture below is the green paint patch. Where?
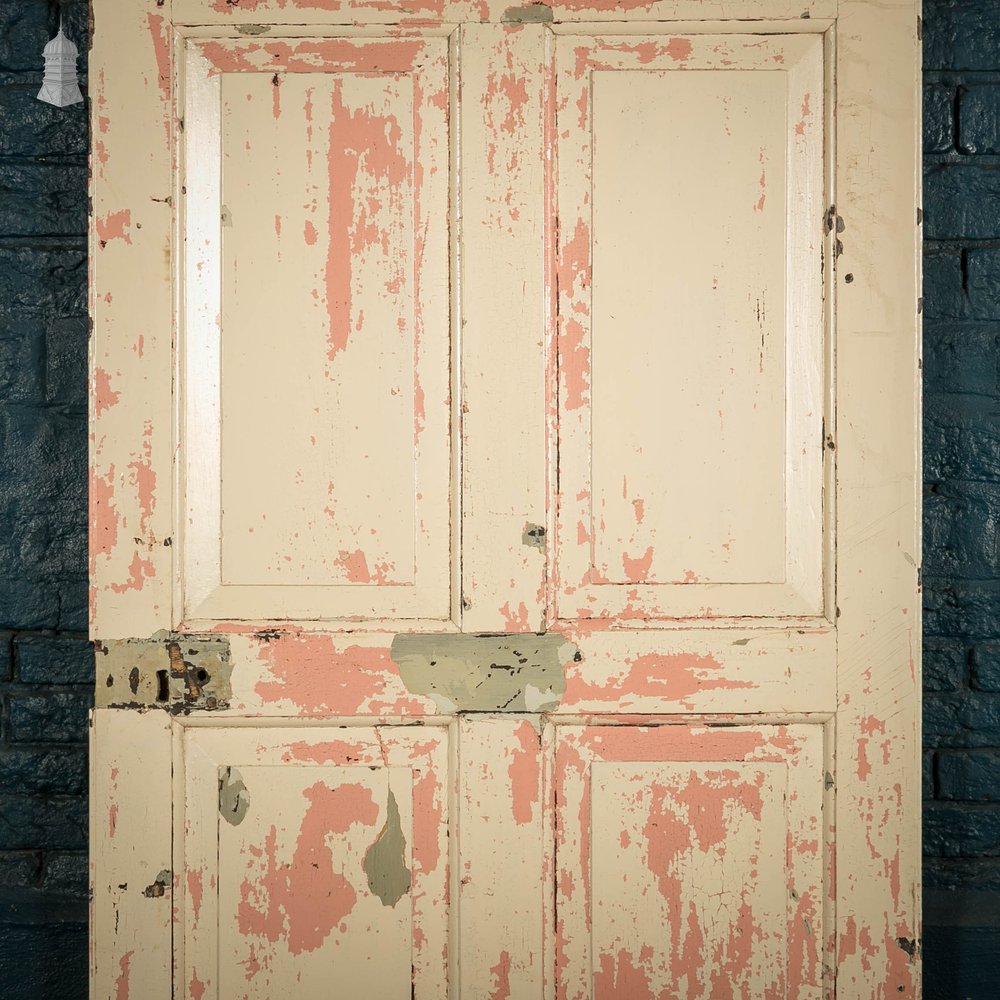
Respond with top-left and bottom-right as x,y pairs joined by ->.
219,766 -> 250,826
390,633 -> 575,712
502,3 -> 554,23
363,790 -> 411,907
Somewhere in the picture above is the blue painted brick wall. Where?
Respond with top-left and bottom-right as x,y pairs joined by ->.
0,2 -> 91,998
1,0 -> 1000,997
924,1 -> 1000,996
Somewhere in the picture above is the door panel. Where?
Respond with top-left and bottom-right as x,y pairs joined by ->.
554,32 -> 826,623
553,722 -> 827,999
182,724 -> 452,999
180,34 -> 453,626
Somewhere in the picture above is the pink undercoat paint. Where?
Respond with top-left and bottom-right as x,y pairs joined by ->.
145,13 -> 171,140
560,316 -> 590,412
303,219 -> 318,245
582,724 -> 797,765
324,80 -> 410,362
114,951 -> 134,1000
499,600 -> 530,631
97,210 -> 132,246
489,950 -> 512,1000
127,420 -> 156,537
788,888 -> 820,989
108,803 -> 118,838
335,547 -> 396,585
283,739 -> 366,765
253,636 -> 429,715
795,93 -> 812,137
593,946 -> 657,1000
94,368 -> 120,416
413,767 -> 443,875
209,0 -> 449,16
665,37 -> 694,62
755,147 -> 767,213
856,738 -> 872,781
272,73 -> 282,119
508,721 -> 540,826
564,651 -> 755,709
189,972 -> 206,1000
642,772 -> 770,991
89,466 -> 118,576
622,545 -> 654,582
559,214 -> 592,411
108,551 -> 155,595
187,868 -> 204,927
200,38 -> 426,77
238,782 -> 378,956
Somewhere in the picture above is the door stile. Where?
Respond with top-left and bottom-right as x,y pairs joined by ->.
459,21 -> 549,634
833,0 -> 921,995
90,711 -> 173,1000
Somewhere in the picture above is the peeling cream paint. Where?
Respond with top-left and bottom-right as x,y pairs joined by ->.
390,633 -> 576,712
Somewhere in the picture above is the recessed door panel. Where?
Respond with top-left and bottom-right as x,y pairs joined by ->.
555,33 -> 826,622
183,724 -> 451,1000
553,722 -> 826,1000
180,35 -> 453,627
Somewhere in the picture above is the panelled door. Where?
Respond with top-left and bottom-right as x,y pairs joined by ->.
89,1 -> 921,997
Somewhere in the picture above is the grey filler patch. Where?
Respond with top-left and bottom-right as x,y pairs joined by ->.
96,631 -> 232,710
522,522 -> 546,550
219,766 -> 250,827
363,790 -> 412,907
502,2 -> 554,23
390,632 -> 575,713
236,23 -> 270,34
142,870 -> 172,898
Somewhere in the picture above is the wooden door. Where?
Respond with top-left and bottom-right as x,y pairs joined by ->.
89,1 -> 921,998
